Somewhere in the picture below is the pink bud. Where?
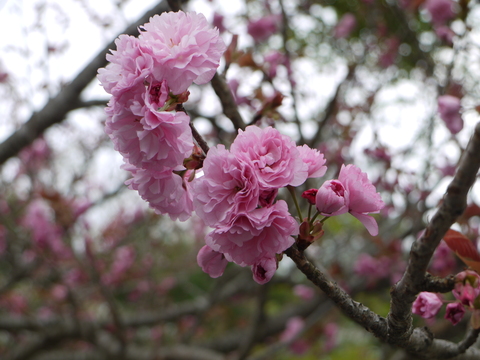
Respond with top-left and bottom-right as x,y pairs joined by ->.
252,257 -> 277,284
453,283 -> 480,307
412,292 -> 443,319
197,245 -> 228,278
315,180 -> 348,216
444,302 -> 465,325
213,12 -> 226,33
455,270 -> 480,285
302,189 -> 318,205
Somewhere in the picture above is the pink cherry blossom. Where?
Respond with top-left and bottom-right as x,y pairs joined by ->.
315,180 -> 349,216
230,126 -> 308,189
138,11 -> 226,94
280,316 -> 305,343
197,245 -> 228,278
19,137 -> 51,171
264,51 -> 285,79
105,97 -> 193,172
296,145 -> 327,179
205,200 -> 298,266
124,164 -> 193,221
338,164 -> 384,236
212,12 -> 226,33
247,15 -> 280,43
252,257 -> 277,284
97,34 -> 154,97
102,246 -> 136,285
353,253 -> 385,280
20,200 -> 71,258
444,302 -> 465,325
453,282 -> 480,307
438,95 -> 463,135
293,284 -> 315,300
192,144 -> 260,227
412,292 -> 443,319
279,317 -> 309,354
334,13 -> 356,39
424,0 -> 456,26
259,188 -> 278,207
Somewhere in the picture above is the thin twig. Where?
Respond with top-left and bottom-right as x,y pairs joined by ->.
278,0 -> 305,145
210,73 -> 246,131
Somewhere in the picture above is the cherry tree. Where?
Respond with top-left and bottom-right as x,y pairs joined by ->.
1,0 -> 480,359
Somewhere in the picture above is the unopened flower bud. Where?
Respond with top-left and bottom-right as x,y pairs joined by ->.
183,145 -> 205,170
310,220 -> 324,242
315,180 -> 348,216
412,292 -> 443,319
445,302 -> 465,325
252,257 -> 277,284
302,189 -> 317,205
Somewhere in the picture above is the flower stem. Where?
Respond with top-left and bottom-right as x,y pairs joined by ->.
287,186 -> 303,220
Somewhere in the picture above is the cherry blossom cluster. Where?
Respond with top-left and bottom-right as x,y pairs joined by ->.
97,11 -> 226,221
195,127 -> 385,283
412,270 -> 480,327
98,11 -> 385,284
195,126 -> 327,284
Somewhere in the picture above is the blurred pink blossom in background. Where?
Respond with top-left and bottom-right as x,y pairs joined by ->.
247,15 -> 280,42
438,95 -> 463,134
424,0 -> 456,25
334,13 -> 356,38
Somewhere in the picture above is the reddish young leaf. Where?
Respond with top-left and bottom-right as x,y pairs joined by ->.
458,202 -> 480,224
443,229 -> 480,273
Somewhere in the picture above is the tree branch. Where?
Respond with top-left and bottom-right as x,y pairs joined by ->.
388,121 -> 480,348
210,73 -> 246,131
284,244 -> 389,342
